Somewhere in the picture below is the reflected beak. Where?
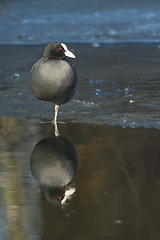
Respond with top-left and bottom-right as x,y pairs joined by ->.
61,187 -> 76,205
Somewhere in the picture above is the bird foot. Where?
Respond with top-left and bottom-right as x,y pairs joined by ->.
57,121 -> 66,124
40,120 -> 52,124
39,119 -> 65,124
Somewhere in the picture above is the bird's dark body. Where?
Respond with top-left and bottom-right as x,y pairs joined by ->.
30,42 -> 77,135
30,136 -> 78,204
30,136 -> 78,188
31,58 -> 77,105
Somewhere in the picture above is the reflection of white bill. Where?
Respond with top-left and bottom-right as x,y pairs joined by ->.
61,187 -> 76,205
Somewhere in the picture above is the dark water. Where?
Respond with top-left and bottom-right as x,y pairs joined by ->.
0,117 -> 160,240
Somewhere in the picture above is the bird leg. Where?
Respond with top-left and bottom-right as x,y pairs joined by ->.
54,104 -> 60,136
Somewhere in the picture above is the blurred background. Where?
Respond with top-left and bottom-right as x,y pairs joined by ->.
1,0 -> 160,44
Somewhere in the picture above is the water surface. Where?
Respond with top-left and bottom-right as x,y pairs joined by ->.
0,117 -> 160,239
1,2 -> 160,237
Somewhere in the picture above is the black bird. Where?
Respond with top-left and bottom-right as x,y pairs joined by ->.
31,42 -> 77,136
30,136 -> 78,205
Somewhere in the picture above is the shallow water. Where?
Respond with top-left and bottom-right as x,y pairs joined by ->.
0,117 -> 160,240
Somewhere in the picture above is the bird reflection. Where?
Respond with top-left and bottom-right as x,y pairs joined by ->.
30,135 -> 78,205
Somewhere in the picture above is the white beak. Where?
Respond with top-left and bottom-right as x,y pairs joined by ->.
61,43 -> 76,58
61,187 -> 76,205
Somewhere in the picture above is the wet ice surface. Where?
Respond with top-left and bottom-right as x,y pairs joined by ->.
0,43 -> 160,129
0,118 -> 160,240
1,1 -> 160,239
1,0 -> 160,43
